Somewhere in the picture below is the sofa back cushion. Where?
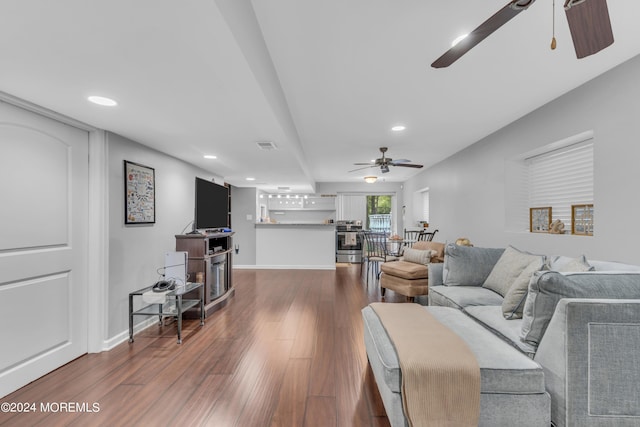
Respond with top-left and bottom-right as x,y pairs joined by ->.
483,246 -> 544,297
520,271 -> 640,346
442,244 -> 505,287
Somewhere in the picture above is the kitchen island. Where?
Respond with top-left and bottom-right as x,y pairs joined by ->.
255,222 -> 336,269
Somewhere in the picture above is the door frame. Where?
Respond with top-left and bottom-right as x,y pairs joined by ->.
1,91 -> 107,353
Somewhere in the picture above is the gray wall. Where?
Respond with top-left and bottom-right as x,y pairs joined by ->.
107,132 -> 223,337
230,186 -> 257,266
403,53 -> 640,264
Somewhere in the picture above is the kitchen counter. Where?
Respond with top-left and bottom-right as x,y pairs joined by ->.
255,222 -> 336,269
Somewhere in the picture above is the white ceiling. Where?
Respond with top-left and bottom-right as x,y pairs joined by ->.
2,1 -> 640,193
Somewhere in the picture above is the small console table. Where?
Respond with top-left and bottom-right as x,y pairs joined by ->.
128,281 -> 204,344
175,232 -> 235,318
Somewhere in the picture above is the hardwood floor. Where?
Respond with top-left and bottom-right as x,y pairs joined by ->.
0,265 -> 411,427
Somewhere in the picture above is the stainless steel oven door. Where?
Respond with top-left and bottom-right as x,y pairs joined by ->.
336,231 -> 362,251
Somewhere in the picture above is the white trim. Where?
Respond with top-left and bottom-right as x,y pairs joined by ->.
0,90 -> 95,131
517,130 -> 594,161
233,265 -> 336,270
86,130 -> 110,353
103,317 -> 158,351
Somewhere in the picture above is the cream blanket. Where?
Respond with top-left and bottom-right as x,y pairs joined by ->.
370,303 -> 480,427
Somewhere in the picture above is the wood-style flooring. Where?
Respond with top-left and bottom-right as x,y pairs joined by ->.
0,264 -> 411,427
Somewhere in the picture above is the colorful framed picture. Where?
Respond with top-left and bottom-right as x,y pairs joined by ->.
530,207 -> 552,233
572,204 -> 594,236
124,160 -> 156,224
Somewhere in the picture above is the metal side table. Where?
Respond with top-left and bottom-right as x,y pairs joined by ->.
129,282 -> 204,344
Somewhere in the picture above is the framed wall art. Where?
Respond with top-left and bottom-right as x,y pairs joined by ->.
572,204 -> 594,236
124,160 -> 156,224
530,207 -> 551,233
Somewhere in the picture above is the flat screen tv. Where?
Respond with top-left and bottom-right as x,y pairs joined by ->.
194,177 -> 229,230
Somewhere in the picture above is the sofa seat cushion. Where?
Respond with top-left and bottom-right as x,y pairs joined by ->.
362,305 -> 545,395
429,285 -> 504,309
464,306 -> 537,357
381,260 -> 428,280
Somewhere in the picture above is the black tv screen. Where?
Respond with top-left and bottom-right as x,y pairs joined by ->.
194,177 -> 229,230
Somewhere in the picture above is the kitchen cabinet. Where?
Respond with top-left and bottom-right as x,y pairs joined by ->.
267,195 -> 336,211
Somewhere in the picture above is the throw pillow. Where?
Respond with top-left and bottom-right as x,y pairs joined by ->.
544,255 -> 594,272
483,246 -> 543,297
502,257 -> 545,319
442,244 -> 505,287
402,248 -> 434,265
520,271 -> 640,346
413,241 -> 445,261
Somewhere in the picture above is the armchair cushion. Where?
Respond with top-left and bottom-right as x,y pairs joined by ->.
381,261 -> 429,280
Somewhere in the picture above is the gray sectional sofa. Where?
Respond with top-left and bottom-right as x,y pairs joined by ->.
363,243 -> 640,427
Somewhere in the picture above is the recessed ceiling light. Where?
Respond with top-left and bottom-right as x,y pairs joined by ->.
451,34 -> 469,47
246,177 -> 256,181
87,95 -> 117,106
203,155 -> 217,159
391,125 -> 406,131
364,176 -> 378,183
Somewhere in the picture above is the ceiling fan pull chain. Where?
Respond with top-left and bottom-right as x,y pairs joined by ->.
551,0 -> 557,49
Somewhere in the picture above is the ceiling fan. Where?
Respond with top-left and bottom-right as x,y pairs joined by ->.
431,0 -> 614,68
350,147 -> 423,174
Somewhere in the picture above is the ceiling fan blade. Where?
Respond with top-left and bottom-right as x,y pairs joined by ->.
348,165 -> 376,173
393,163 -> 424,169
389,159 -> 411,164
564,0 -> 614,59
431,0 -> 536,68
353,162 -> 375,165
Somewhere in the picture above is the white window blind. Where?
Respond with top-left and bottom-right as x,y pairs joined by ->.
526,139 -> 593,230
422,190 -> 430,222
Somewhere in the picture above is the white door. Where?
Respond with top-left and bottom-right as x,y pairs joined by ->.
0,100 -> 89,397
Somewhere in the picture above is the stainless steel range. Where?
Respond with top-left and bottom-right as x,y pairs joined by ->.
335,220 -> 363,263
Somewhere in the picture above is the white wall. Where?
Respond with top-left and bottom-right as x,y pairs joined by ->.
403,53 -> 640,264
107,132 -> 223,338
230,186 -> 257,266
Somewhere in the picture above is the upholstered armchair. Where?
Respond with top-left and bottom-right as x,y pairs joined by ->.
379,241 -> 445,301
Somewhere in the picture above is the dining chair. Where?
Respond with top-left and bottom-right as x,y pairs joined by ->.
418,229 -> 439,242
361,231 -> 398,285
402,229 -> 422,254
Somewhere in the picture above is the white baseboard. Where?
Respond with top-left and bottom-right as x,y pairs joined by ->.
100,317 -> 158,352
233,264 -> 336,270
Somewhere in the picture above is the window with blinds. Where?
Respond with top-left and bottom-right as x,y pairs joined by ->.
526,138 -> 594,233
422,190 -> 430,223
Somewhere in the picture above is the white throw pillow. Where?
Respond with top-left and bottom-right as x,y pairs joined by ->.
502,258 -> 546,319
483,246 -> 544,297
403,248 -> 435,265
545,255 -> 594,272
